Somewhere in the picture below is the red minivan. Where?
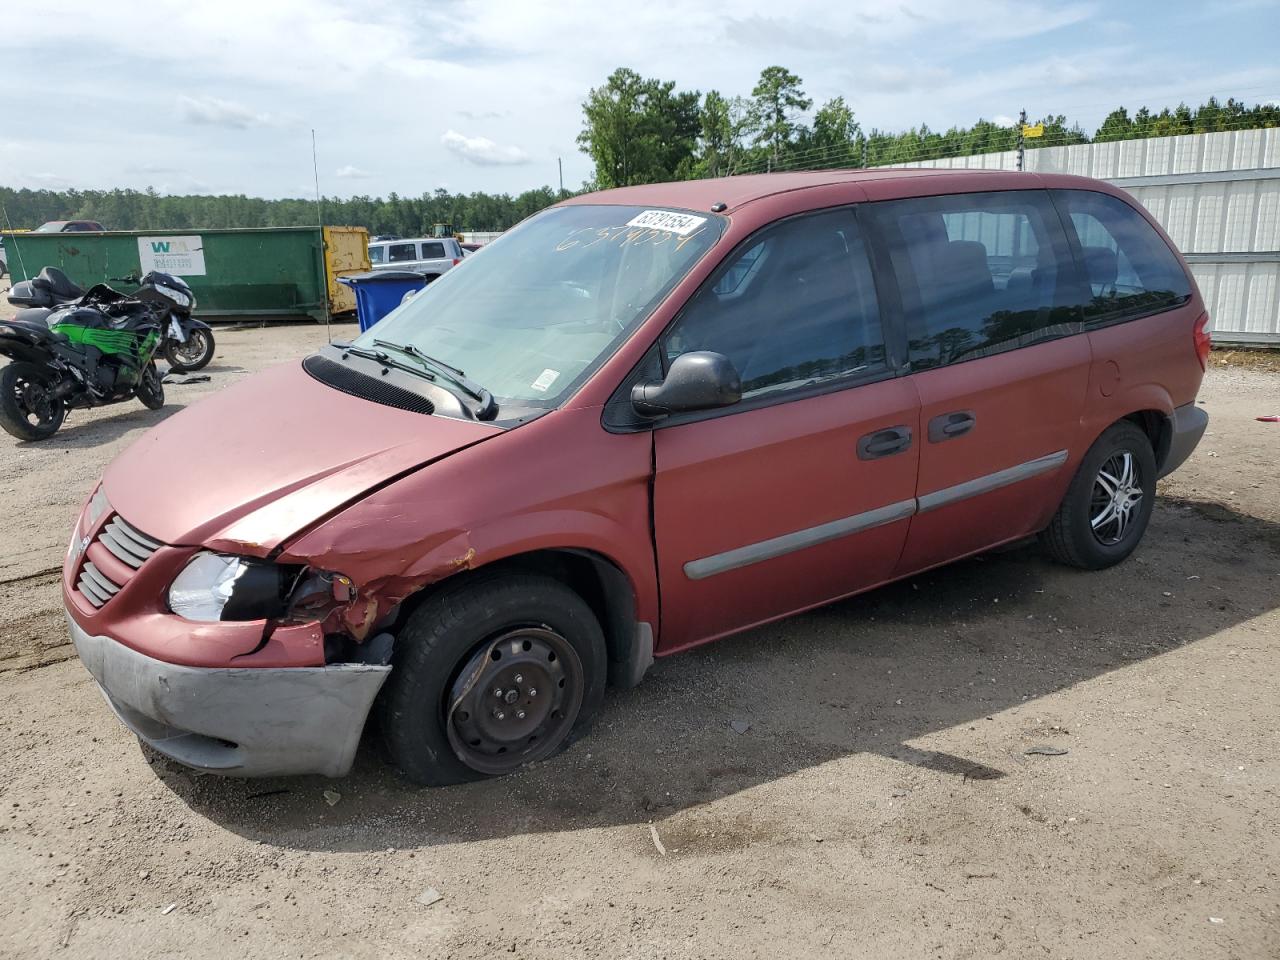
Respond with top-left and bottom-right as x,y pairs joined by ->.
62,170 -> 1210,783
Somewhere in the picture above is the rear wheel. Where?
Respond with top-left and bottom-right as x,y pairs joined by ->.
0,361 -> 65,441
136,363 -> 165,410
378,573 -> 607,786
163,328 -> 215,372
1041,421 -> 1156,569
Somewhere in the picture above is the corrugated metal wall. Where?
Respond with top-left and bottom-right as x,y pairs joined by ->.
894,129 -> 1280,343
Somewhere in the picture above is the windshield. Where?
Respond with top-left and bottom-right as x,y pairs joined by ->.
354,204 -> 723,414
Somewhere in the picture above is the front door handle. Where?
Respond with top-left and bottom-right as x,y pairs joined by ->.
928,410 -> 976,443
857,425 -> 913,460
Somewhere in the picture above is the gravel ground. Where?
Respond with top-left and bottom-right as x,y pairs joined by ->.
0,296 -> 1277,959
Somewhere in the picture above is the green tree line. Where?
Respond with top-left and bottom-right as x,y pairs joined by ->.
578,65 -> 1280,186
0,185 -> 567,234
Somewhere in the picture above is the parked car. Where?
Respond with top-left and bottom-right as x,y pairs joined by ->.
62,169 -> 1209,784
0,237 -> 7,277
34,220 -> 106,233
368,236 -> 463,281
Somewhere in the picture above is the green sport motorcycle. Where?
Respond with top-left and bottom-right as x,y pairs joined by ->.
0,267 -> 192,440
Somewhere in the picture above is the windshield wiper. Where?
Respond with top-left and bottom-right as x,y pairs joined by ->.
331,341 -> 439,383
371,338 -> 498,420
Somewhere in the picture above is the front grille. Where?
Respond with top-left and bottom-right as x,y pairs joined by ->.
303,353 -> 436,416
75,511 -> 166,609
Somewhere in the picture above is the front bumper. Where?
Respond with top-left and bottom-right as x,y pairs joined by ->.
67,612 -> 390,778
1160,402 -> 1209,478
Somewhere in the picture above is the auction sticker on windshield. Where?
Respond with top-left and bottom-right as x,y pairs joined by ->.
625,210 -> 708,236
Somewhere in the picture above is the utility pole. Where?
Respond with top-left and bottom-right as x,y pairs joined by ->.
1016,108 -> 1026,172
558,157 -> 564,195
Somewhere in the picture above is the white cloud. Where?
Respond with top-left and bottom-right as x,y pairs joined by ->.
992,114 -> 1016,127
335,164 -> 374,179
440,130 -> 530,166
178,95 -> 272,129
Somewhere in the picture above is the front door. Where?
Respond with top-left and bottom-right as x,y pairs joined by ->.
861,189 -> 1092,574
649,208 -> 921,652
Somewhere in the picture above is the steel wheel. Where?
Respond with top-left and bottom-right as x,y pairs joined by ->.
445,627 -> 584,776
1090,450 -> 1144,545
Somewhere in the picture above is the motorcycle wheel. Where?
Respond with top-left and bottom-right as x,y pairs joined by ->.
136,363 -> 165,411
0,361 -> 66,441
163,328 -> 215,372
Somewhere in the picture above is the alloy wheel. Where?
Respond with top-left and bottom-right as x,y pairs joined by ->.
1090,450 -> 1145,545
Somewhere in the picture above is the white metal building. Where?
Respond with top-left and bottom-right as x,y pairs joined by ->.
893,129 -> 1280,344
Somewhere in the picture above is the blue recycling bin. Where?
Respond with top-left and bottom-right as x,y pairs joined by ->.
338,270 -> 428,332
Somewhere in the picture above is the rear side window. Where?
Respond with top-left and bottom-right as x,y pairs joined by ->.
421,241 -> 447,259
1053,190 -> 1191,324
663,208 -> 886,399
369,245 -> 386,264
387,243 -> 418,262
865,190 -> 1079,370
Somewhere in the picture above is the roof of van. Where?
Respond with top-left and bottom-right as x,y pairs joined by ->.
563,168 -> 1102,214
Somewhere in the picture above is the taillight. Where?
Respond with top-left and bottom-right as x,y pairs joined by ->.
451,258 -> 461,266
1193,312 -> 1211,370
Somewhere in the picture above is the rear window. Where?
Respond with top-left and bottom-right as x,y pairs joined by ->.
1052,190 -> 1192,324
369,245 -> 386,264
387,243 -> 418,263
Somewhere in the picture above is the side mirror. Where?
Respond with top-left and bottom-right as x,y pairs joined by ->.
631,351 -> 742,416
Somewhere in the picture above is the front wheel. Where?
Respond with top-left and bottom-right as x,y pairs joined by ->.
0,361 -> 66,441
163,328 -> 215,372
1041,421 -> 1156,569
136,363 -> 165,410
378,573 -> 607,786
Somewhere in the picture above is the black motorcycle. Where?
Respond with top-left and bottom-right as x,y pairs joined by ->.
0,268 -> 194,440
9,266 -> 215,372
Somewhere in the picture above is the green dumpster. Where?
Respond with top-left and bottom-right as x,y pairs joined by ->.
0,226 -> 369,322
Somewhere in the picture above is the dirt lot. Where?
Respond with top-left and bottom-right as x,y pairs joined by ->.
0,306 -> 1277,959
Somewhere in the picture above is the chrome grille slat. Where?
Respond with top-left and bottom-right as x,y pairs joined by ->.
81,561 -> 120,597
107,517 -> 162,555
77,574 -> 110,608
99,527 -> 149,568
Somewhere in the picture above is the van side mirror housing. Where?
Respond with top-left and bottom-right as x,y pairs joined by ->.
631,351 -> 742,416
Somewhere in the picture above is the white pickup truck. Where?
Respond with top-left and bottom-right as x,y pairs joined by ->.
368,237 -> 464,282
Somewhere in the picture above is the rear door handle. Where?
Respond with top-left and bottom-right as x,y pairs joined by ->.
857,425 -> 913,460
928,410 -> 976,443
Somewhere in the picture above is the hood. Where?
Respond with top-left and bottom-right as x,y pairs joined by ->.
103,360 -> 500,555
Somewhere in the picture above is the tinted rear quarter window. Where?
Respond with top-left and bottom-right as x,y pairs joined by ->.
421,242 -> 447,259
865,190 -> 1079,370
1052,189 -> 1191,324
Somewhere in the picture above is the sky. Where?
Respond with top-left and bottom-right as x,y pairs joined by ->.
2,0 -> 1278,200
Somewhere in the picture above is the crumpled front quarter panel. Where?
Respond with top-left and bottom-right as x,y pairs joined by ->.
278,406 -> 659,628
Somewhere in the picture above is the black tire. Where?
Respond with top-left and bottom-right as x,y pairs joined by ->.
379,572 -> 607,786
136,363 -> 165,410
0,361 -> 65,441
163,328 -> 215,372
1041,421 -> 1156,570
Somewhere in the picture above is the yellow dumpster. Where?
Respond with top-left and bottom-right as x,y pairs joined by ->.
323,226 -> 371,315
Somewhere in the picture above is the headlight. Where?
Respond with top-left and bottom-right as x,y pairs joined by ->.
168,552 -> 290,622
